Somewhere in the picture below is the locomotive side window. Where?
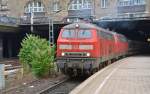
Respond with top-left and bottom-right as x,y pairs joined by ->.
62,29 -> 75,38
107,33 -> 114,40
122,36 -> 128,42
78,30 -> 92,38
100,31 -> 114,40
119,35 -> 127,42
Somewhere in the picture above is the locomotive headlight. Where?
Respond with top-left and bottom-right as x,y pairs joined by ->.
79,45 -> 93,50
61,52 -> 65,56
86,53 -> 90,57
59,44 -> 72,49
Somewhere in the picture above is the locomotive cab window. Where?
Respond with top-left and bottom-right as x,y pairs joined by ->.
119,35 -> 127,42
78,30 -> 92,38
62,29 -> 75,38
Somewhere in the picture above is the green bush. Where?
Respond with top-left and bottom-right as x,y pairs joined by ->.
18,34 -> 55,78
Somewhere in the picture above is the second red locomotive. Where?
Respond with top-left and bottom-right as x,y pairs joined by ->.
56,22 -> 128,76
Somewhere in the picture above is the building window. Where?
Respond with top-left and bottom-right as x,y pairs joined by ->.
101,0 -> 108,8
82,0 -> 92,9
134,0 -> 145,5
68,0 -> 92,10
25,1 -> 45,13
0,0 -> 9,16
118,0 -> 145,6
53,2 -> 60,12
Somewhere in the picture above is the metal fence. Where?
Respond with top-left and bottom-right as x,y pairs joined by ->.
0,16 -> 18,26
19,16 -> 50,25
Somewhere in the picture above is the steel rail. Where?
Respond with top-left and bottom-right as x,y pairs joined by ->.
37,77 -> 69,94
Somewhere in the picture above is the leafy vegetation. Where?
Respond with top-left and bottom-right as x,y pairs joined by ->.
18,34 -> 55,77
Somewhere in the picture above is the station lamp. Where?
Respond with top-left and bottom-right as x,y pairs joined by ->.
147,38 -> 150,42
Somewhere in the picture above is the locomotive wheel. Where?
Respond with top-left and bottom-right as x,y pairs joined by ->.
102,62 -> 105,68
104,61 -> 107,67
92,68 -> 99,74
106,60 -> 111,65
112,58 -> 116,63
60,69 -> 66,74
67,68 -> 74,77
99,63 -> 103,69
83,69 -> 91,76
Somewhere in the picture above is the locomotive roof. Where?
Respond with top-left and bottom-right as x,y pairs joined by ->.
62,22 -> 127,40
63,22 -> 118,35
63,22 -> 99,29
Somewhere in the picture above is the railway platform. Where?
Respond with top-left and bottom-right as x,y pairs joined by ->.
70,56 -> 150,94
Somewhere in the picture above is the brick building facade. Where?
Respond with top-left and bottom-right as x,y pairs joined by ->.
0,0 -> 149,23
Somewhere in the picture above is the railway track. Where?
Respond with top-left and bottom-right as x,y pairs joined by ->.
1,79 -> 39,94
2,76 -> 69,94
5,65 -> 22,71
37,77 -> 84,94
0,58 -> 84,94
0,58 -> 21,70
0,58 -> 20,66
0,58 -> 22,80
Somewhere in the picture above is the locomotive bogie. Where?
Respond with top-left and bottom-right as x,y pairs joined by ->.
57,58 -> 97,69
57,58 -> 100,76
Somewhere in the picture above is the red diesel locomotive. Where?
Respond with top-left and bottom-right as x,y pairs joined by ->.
56,22 -> 128,76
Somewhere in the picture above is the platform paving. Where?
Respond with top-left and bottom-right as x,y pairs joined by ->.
70,56 -> 150,94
